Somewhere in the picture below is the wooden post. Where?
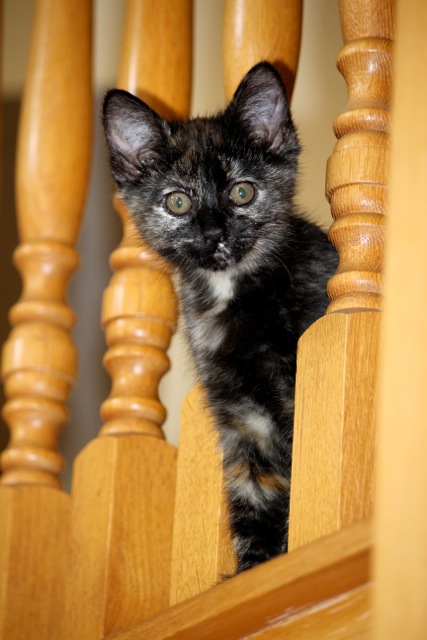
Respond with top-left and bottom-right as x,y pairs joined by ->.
373,0 -> 427,637
0,1 -> 92,637
169,0 -> 303,604
64,1 -> 192,637
288,0 -> 394,550
169,385 -> 235,604
222,0 -> 302,103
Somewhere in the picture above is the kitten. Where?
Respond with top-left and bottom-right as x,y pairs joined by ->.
103,62 -> 338,574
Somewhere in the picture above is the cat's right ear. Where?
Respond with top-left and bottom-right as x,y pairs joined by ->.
103,90 -> 169,182
225,62 -> 299,158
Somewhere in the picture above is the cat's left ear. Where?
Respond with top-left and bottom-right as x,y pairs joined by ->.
225,62 -> 299,157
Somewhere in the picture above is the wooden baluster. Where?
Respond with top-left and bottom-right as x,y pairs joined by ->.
0,1 -> 92,637
100,0 -> 191,437
100,195 -> 177,439
288,0 -> 394,550
222,0 -> 302,102
326,1 -> 393,314
170,0 -> 302,605
1,0 -> 92,489
374,0 -> 427,637
65,2 -> 192,636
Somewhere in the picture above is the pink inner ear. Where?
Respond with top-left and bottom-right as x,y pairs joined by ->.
243,92 -> 290,154
105,93 -> 168,171
226,63 -> 295,156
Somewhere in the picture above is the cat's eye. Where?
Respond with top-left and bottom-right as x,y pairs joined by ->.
230,182 -> 255,206
165,192 -> 192,215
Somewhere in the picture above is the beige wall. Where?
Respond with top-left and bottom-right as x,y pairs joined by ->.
1,0 -> 345,489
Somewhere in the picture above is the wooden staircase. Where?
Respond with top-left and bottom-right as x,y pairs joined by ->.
2,1 -> 427,638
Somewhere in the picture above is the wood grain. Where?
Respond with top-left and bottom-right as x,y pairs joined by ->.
373,0 -> 427,637
169,385 -> 235,605
100,196 -> 178,438
289,313 -> 379,548
0,487 -> 70,640
248,586 -> 371,639
117,0 -> 192,119
0,1 -> 91,637
64,1 -> 192,635
106,520 -> 371,640
63,436 -> 177,638
288,0 -> 393,552
222,0 -> 302,102
0,0 -> 92,488
326,0 -> 393,313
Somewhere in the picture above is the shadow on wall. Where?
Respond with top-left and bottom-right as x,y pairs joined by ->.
0,98 -> 21,455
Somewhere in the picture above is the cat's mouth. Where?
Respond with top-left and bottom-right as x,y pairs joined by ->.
212,240 -> 234,270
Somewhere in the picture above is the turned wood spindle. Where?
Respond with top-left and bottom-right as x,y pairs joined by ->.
100,0 -> 192,439
65,3 -> 192,634
100,198 -> 178,438
222,0 -> 302,102
0,3 -> 92,638
326,0 -> 394,313
288,0 -> 394,550
0,0 -> 92,487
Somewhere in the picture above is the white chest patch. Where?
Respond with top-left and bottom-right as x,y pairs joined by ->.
207,269 -> 235,307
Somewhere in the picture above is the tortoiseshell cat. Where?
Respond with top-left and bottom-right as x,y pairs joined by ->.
103,62 -> 337,574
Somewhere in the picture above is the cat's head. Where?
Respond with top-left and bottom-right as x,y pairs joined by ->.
103,62 -> 300,275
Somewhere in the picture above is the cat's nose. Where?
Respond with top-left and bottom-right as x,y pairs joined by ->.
203,226 -> 223,246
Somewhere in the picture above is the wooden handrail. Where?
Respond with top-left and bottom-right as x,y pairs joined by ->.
107,520 -> 371,640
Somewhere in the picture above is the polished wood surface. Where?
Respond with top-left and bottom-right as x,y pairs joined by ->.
100,0 -> 192,438
0,486 -> 70,639
222,0 -> 302,101
107,520 -> 371,640
3,1 -> 427,638
169,386 -> 235,605
374,0 -> 427,637
117,0 -> 192,119
0,1 -> 92,638
326,0 -> 393,313
1,0 -> 92,488
290,312 -> 379,546
63,2 -> 191,637
289,0 -> 393,550
100,196 -> 177,439
65,435 -> 176,638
